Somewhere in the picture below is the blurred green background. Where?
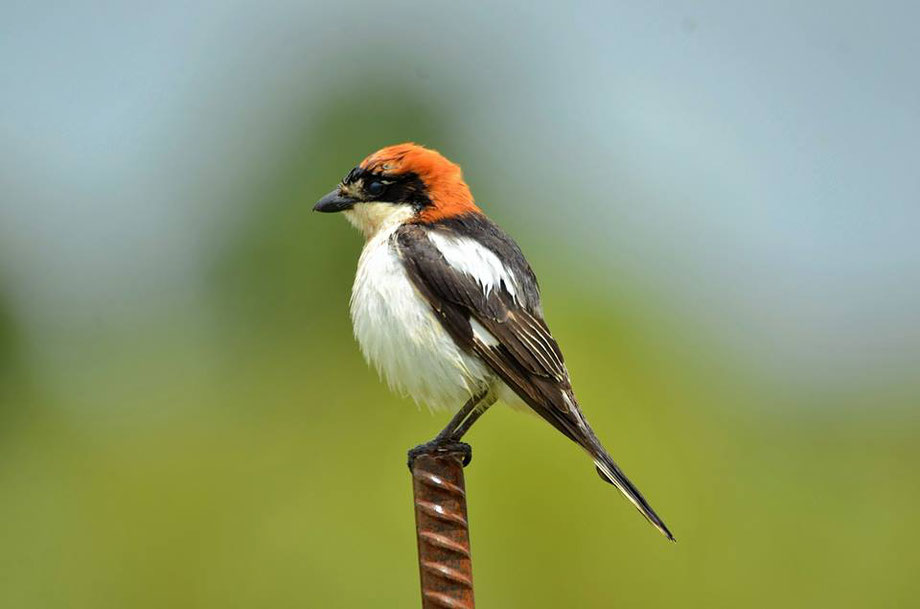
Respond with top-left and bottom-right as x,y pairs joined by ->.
1,2 -> 918,607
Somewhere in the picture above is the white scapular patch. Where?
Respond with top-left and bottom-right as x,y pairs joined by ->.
349,222 -> 493,411
427,232 -> 521,301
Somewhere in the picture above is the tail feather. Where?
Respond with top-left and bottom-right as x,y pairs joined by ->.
594,453 -> 675,541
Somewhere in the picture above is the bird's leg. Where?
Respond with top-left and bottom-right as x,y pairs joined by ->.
438,393 -> 497,442
407,391 -> 494,469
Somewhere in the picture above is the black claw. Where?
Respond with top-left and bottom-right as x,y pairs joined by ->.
407,440 -> 472,470
453,441 -> 473,466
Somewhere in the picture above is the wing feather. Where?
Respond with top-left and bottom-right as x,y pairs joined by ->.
393,219 -> 674,540
395,224 -> 568,393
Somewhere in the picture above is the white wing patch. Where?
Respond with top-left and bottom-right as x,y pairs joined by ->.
470,317 -> 500,346
427,232 -> 521,301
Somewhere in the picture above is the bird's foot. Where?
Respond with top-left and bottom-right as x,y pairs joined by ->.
407,439 -> 472,470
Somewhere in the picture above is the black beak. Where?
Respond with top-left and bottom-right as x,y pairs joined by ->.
313,189 -> 356,213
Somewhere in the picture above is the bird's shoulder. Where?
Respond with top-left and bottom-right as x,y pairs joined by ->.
393,213 -> 569,386
393,212 -> 542,315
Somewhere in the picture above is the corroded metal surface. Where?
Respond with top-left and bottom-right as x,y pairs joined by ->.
411,452 -> 475,609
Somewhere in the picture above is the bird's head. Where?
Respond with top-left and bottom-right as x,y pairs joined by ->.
314,143 -> 479,237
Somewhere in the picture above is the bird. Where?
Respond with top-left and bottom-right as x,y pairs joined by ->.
314,143 -> 674,540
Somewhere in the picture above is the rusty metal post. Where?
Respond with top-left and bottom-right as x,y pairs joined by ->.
411,450 -> 475,609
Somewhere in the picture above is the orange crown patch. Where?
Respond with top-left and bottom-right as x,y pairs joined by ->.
360,143 -> 479,222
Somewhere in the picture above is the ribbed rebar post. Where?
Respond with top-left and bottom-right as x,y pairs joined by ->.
411,450 -> 475,609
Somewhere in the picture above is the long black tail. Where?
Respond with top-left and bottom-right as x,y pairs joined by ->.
490,371 -> 675,540
591,444 -> 675,541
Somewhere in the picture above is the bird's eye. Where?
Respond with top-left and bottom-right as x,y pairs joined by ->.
366,180 -> 385,197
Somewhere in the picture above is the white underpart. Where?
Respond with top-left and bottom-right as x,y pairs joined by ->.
346,203 -> 530,411
348,205 -> 491,410
427,232 -> 521,302
343,202 -> 415,239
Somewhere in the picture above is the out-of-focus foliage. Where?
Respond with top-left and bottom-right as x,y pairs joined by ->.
0,288 -> 31,426
1,3 -> 918,608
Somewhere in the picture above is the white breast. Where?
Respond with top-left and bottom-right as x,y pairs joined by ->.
349,224 -> 492,411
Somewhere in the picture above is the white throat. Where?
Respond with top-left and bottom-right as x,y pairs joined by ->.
343,202 -> 416,239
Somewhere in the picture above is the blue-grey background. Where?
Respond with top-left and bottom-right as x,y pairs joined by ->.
1,2 -> 917,607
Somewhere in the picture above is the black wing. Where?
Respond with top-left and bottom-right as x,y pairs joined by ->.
394,215 -> 674,539
394,220 -> 578,439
